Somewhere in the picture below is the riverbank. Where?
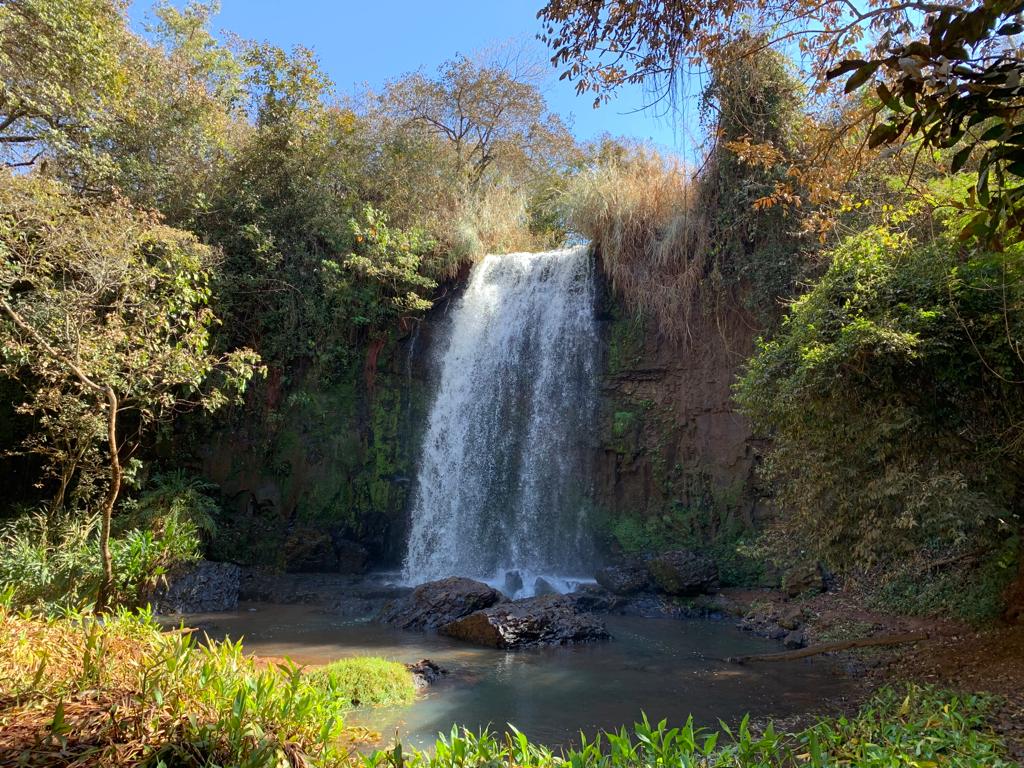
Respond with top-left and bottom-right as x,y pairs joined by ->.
715,585 -> 1024,759
1,603 -> 1018,766
162,566 -> 1024,757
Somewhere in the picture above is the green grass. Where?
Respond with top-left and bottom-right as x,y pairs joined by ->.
316,657 -> 417,708
0,604 -> 415,767
362,686 -> 1016,768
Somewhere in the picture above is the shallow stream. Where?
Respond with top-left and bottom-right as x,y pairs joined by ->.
183,603 -> 854,749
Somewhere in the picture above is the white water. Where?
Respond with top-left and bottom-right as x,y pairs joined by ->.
402,245 -> 600,597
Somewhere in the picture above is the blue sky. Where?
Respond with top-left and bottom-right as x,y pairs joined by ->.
128,1 -> 706,160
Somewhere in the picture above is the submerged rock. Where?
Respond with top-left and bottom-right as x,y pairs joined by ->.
378,577 -> 502,630
153,560 -> 240,614
406,658 -> 447,690
440,595 -> 610,649
646,550 -> 719,596
595,560 -> 651,595
783,629 -> 807,649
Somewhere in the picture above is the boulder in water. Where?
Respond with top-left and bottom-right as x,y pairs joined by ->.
568,584 -> 620,613
503,570 -> 524,596
595,560 -> 651,595
440,595 -> 610,649
647,550 -> 719,596
406,658 -> 447,690
378,577 -> 502,630
533,577 -> 560,596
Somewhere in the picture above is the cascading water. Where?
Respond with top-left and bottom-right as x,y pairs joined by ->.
402,244 -> 599,596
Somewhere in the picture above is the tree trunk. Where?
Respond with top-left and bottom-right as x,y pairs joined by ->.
94,387 -> 121,612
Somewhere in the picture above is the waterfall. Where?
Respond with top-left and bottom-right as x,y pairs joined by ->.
402,244 -> 599,596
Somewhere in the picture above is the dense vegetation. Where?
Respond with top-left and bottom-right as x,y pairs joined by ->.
543,0 -> 1024,622
0,604 -> 412,766
0,0 -> 586,602
1,0 -> 1023,764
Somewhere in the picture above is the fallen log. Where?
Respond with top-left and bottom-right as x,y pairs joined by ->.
726,632 -> 929,664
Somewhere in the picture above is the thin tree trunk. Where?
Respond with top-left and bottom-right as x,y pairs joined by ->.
94,386 -> 121,612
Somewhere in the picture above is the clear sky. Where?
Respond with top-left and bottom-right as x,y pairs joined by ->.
128,1 -> 706,160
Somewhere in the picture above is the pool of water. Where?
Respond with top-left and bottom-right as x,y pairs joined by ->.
182,603 -> 853,749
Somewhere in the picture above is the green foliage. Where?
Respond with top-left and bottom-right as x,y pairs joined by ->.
324,205 -> 436,334
701,42 -> 808,316
315,657 -> 416,709
127,469 -> 220,541
830,0 -> 1024,246
0,506 -> 201,611
0,0 -> 129,170
607,506 -> 763,587
0,608 -> 355,767
735,221 -> 1024,591
362,685 -> 1014,768
606,310 -> 645,376
869,536 -> 1021,624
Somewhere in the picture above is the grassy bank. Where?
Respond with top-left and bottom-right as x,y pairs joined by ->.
0,606 -> 413,767
1,606 -> 1017,767
376,686 -> 1016,768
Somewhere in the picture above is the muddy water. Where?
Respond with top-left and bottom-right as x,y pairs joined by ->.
181,603 -> 853,749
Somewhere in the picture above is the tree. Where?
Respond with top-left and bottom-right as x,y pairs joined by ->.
538,0 -> 1024,243
0,0 -> 128,169
0,174 -> 259,609
65,0 -> 244,219
382,49 -> 574,188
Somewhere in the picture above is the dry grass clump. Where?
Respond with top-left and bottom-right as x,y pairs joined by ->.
562,148 -> 711,343
440,184 -> 556,273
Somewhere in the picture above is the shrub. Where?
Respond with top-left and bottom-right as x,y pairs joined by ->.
0,607 -> 353,767
316,657 -> 416,708
735,223 -> 1024,606
0,503 -> 203,611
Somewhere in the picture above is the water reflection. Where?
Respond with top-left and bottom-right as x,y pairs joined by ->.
183,604 -> 853,749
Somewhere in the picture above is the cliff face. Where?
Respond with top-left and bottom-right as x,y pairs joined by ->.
195,289 -> 457,574
592,278 -> 769,580
195,258 -> 767,579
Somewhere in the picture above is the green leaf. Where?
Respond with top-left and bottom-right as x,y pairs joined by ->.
876,82 -> 902,111
980,121 -> 1007,142
950,144 -> 973,173
827,59 -> 868,79
868,123 -> 899,148
845,62 -> 881,93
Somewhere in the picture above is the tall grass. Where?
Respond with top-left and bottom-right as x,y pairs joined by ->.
429,184 -> 558,277
561,148 -> 711,343
362,686 -> 1015,768
0,605 -> 413,767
